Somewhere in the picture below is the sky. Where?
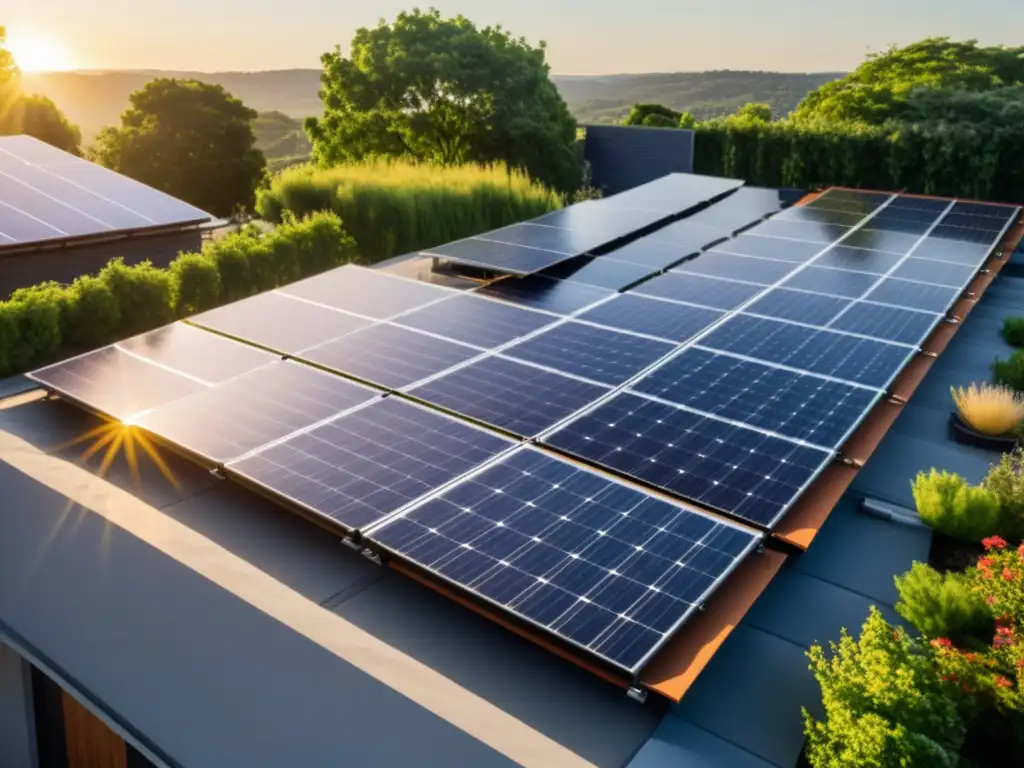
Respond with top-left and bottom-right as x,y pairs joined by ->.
6,1 -> 1024,74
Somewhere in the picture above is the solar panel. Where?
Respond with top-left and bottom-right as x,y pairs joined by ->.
868,209 -> 937,234
863,278 -> 960,314
541,256 -> 654,290
476,222 -> 606,255
948,201 -> 1019,222
647,221 -> 724,254
891,257 -> 977,287
532,202 -> 669,238
699,314 -> 914,388
367,446 -> 761,673
745,219 -> 852,244
226,397 -> 513,531
475,275 -> 613,315
828,303 -> 940,346
745,288 -> 850,327
775,207 -> 865,228
134,362 -> 378,463
711,234 -> 823,263
602,238 -> 697,270
281,265 -> 454,319
940,212 -> 1008,232
0,135 -> 88,166
912,238 -> 992,266
676,186 -> 788,231
607,173 -> 743,215
780,266 -> 880,298
629,348 -> 879,449
674,252 -> 799,284
189,291 -> 373,353
543,392 -> 833,529
577,294 -> 724,343
408,355 -> 609,437
809,245 -> 902,275
424,237 -> 572,276
633,272 -> 764,311
501,321 -> 673,386
807,190 -> 890,215
930,223 -> 1004,245
885,196 -> 949,214
394,294 -> 557,349
840,228 -> 921,255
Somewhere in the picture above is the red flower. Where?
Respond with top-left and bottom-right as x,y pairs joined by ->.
979,557 -> 994,570
1016,659 -> 1024,670
963,683 -> 973,693
997,626 -> 1013,637
995,676 -> 1013,688
987,595 -> 998,605
994,635 -> 1013,649
983,535 -> 1008,550
1004,567 -> 1016,581
932,637 -> 954,649
1017,543 -> 1024,560
964,653 -> 978,662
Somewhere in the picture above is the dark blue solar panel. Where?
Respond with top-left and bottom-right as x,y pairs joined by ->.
841,228 -> 921,255
633,272 -> 764,311
912,238 -> 992,266
501,321 -> 672,386
891,257 -> 977,288
544,392 -> 832,528
886,196 -> 949,214
746,219 -> 851,244
135,362 -> 378,463
631,348 -> 877,448
867,213 -> 934,234
409,355 -> 609,437
423,237 -> 571,275
775,207 -> 865,228
745,288 -> 850,326
302,324 -> 482,389
713,234 -> 823,263
479,222 -> 604,255
940,212 -> 1008,232
603,238 -> 696,269
929,224 -> 1002,245
476,275 -> 612,315
395,294 -> 556,349
368,447 -> 760,672
675,252 -> 798,284
863,279 -> 959,314
814,189 -> 891,206
809,245 -> 902,275
226,397 -> 512,531
780,267 -> 880,298
542,256 -> 654,290
828,303 -> 940,346
677,186 -> 787,231
578,294 -> 724,343
281,265 -> 453,319
700,314 -> 912,388
649,221 -> 725,252
948,202 -> 1019,222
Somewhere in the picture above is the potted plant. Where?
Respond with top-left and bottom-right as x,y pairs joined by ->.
949,383 -> 1024,452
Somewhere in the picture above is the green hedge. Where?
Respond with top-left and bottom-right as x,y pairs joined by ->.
0,211 -> 355,378
255,160 -> 562,264
693,120 -> 1024,203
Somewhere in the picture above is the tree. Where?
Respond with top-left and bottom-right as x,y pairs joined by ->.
623,103 -> 682,127
733,102 -> 772,122
90,79 -> 266,217
306,9 -> 581,193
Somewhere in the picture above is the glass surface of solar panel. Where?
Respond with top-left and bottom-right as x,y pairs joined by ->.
423,237 -> 571,275
117,323 -> 275,383
829,303 -> 940,346
532,202 -> 666,238
809,245 -> 902,275
608,173 -> 743,215
541,256 -> 654,290
886,196 -> 950,214
775,207 -> 865,228
940,212 -> 1008,232
409,355 -> 609,437
631,347 -> 877,448
930,224 -> 1003,245
476,275 -> 613,315
891,257 -> 977,287
745,288 -> 850,326
281,265 -> 453,319
578,294 -> 724,343
190,291 -> 373,353
0,201 -> 65,242
633,272 -> 764,311
303,323 -> 482,389
603,238 -> 697,270
0,136 -> 88,166
912,238 -> 992,266
134,362 -> 378,463
395,293 -> 556,349
0,176 -> 109,238
807,197 -> 885,217
544,392 -> 832,528
817,189 -> 892,205
867,212 -> 934,234
841,228 -> 922,255
501,321 -> 673,386
699,314 -> 912,388
780,266 -> 880,298
368,447 -> 760,672
863,278 -> 959,314
28,346 -> 207,422
227,397 -> 513,531
675,252 -> 798,284
746,219 -> 851,244
712,233 -> 824,263
479,222 -> 604,254
678,186 -> 787,231
949,202 -> 1019,222
648,221 -> 724,254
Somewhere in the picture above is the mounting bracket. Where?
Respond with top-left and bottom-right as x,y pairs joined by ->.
626,686 -> 648,704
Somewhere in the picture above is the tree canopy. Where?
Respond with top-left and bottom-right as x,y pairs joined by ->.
0,35 -> 81,154
306,8 -> 581,193
90,78 -> 266,217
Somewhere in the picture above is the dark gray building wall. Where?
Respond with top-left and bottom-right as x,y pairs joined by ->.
582,125 -> 695,195
0,229 -> 202,300
0,641 -> 37,768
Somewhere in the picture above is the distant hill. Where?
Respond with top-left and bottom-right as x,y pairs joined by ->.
22,68 -> 845,146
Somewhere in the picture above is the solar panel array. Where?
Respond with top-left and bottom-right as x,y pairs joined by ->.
28,178 -> 1021,678
0,135 -> 212,248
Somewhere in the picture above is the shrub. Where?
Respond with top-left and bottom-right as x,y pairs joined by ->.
203,226 -> 264,303
913,469 -> 1003,542
994,349 -> 1024,392
804,607 -> 965,768
5,283 -> 66,371
98,259 -> 175,337
61,275 -> 121,351
896,562 -> 993,646
952,383 -> 1024,436
170,252 -> 221,317
983,450 -> 1024,542
1003,317 -> 1024,348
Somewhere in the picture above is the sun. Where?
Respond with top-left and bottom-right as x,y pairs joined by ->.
7,33 -> 72,73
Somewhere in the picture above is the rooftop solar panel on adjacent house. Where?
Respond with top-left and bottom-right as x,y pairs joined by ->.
541,256 -> 654,290
578,294 -> 725,343
366,446 -> 761,673
226,397 -> 514,532
0,135 -> 88,166
475,275 -> 613,315
394,293 -> 558,349
281,264 -> 454,319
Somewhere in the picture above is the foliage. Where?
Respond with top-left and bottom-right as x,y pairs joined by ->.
677,111 -> 696,129
257,160 -> 560,263
733,102 -> 772,122
306,8 -> 581,193
804,607 -> 966,768
1003,317 -> 1024,348
623,103 -> 682,127
913,469 -> 1003,542
952,383 -> 1024,436
982,450 -> 1024,544
89,78 -> 266,217
896,562 -> 993,646
0,39 -> 81,153
995,350 -> 1024,391
0,212 -> 353,377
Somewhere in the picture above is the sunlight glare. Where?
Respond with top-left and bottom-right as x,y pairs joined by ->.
7,33 -> 72,73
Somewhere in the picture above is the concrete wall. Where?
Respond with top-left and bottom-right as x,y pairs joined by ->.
0,229 -> 202,300
0,641 -> 37,768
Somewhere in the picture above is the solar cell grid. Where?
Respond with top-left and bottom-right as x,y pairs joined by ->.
227,397 -> 513,531
604,237 -> 697,270
675,186 -> 786,231
746,219 -> 851,244
863,279 -> 960,314
577,294 -> 724,343
675,252 -> 798,285
780,266 -> 880,298
0,176 -> 110,238
745,288 -> 850,327
541,256 -> 654,290
809,245 -> 902,275
930,224 -> 1004,245
282,265 -> 454,319
912,238 -> 992,266
476,275 -> 613,315
117,323 -> 275,384
939,212 -> 1006,232
633,272 -> 764,311
774,207 -> 865,227
891,257 -> 978,287
711,233 -> 823,263
647,220 -> 724,253
807,197 -> 885,216
368,447 -> 760,672
395,293 -> 557,349
423,237 -> 570,275
949,202 -> 1019,221
886,196 -> 949,214
841,228 -> 921,254
477,222 -> 601,255
828,302 -> 940,346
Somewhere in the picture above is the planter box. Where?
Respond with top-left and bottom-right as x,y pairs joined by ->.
948,411 -> 1019,453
